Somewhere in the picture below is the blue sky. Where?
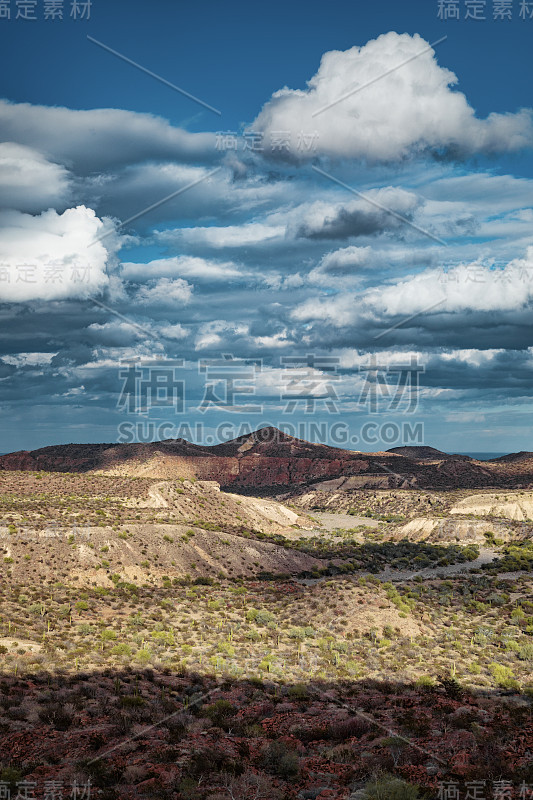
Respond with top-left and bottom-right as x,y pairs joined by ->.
1,0 -> 533,453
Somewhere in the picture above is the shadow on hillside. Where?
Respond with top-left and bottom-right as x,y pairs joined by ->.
0,668 -> 531,799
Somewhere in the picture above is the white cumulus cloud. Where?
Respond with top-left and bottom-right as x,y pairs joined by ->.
252,32 -> 533,161
0,205 -> 113,302
133,277 -> 193,306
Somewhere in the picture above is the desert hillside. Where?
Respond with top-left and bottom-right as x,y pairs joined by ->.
2,450 -> 533,799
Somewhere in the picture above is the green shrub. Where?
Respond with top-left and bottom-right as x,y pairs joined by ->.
111,643 -> 132,656
363,774 -> 419,800
489,662 -> 519,689
415,675 -> 435,690
288,626 -> 307,641
254,609 -> 276,625
0,767 -> 22,792
120,695 -> 145,708
288,683 -> 309,700
262,741 -> 299,778
518,643 -> 533,662
136,648 -> 152,663
203,699 -> 235,727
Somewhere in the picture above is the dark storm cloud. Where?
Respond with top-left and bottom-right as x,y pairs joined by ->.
423,349 -> 533,392
296,205 -> 412,240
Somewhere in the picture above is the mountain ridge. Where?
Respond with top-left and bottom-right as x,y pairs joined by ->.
2,427 -> 533,491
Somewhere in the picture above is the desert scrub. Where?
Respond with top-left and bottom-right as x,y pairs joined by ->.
489,662 -> 519,689
363,775 -> 419,800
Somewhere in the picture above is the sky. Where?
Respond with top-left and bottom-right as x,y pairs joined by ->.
1,0 -> 533,454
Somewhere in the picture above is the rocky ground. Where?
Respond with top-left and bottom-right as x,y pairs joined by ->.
1,671 -> 533,800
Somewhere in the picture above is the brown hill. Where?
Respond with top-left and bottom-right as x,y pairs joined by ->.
490,451 -> 533,463
387,445 -> 472,461
2,427 -> 533,491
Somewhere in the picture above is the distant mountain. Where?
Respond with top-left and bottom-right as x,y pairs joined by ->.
1,427 -> 532,491
489,451 -> 533,463
209,427 -> 364,459
387,446 -> 472,461
457,452 -> 507,461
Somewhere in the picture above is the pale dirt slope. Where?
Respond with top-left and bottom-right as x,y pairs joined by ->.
450,491 -> 533,521
128,479 -> 306,531
395,517 -> 516,544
